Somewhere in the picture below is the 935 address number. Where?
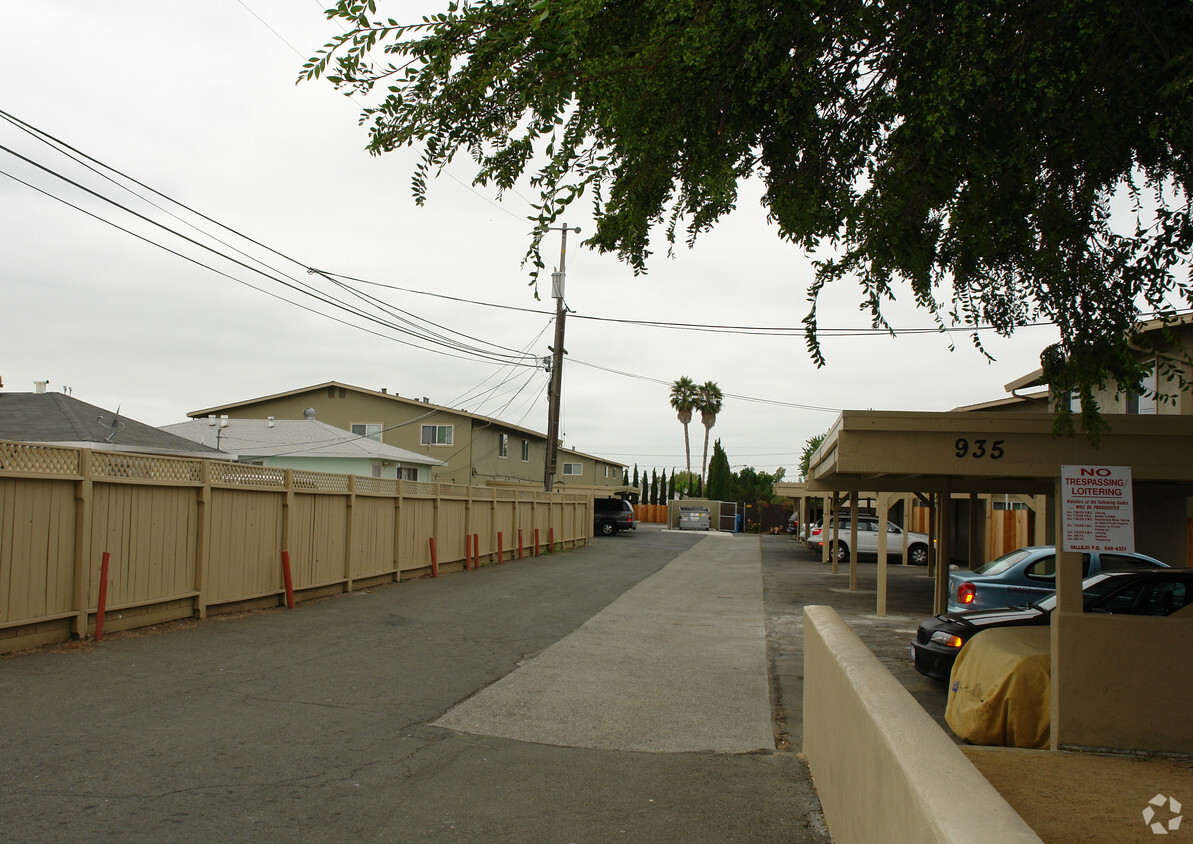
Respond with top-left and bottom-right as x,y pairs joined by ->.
955,438 -> 1005,459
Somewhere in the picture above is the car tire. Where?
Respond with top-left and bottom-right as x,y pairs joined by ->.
599,521 -> 617,536
835,542 -> 849,563
909,543 -> 929,566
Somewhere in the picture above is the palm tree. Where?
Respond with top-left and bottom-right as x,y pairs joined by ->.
669,377 -> 698,477
696,380 -> 724,483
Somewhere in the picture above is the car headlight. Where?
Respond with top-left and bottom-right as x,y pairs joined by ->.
929,631 -> 964,649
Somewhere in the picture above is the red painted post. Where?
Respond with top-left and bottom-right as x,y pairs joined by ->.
497,532 -> 504,565
549,527 -> 555,553
473,533 -> 480,568
518,529 -> 524,559
534,528 -> 540,557
429,537 -> 439,578
465,534 -> 472,571
281,550 -> 295,609
94,551 -> 111,642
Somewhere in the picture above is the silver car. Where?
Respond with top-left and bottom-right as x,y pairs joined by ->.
809,516 -> 932,565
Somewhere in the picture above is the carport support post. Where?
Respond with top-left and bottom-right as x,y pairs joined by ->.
876,492 -> 889,616
1051,477 -> 1083,750
901,493 -> 911,565
820,491 -> 830,563
926,493 -> 937,579
848,490 -> 859,590
932,484 -> 953,614
968,493 -> 982,570
829,492 -> 841,572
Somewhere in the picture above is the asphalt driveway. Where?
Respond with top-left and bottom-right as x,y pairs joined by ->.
1,525 -> 835,843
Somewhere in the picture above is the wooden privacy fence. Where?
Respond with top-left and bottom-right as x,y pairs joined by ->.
0,441 -> 591,653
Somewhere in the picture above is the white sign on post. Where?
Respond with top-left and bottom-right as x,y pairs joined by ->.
1060,464 -> 1135,553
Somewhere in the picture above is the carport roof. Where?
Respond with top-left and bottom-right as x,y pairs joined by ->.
806,410 -> 1193,496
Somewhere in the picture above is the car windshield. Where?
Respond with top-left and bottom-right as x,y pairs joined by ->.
1031,574 -> 1117,612
975,548 -> 1034,576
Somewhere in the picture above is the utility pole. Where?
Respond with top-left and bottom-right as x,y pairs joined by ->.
543,224 -> 580,492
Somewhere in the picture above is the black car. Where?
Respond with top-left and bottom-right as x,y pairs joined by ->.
594,497 -> 636,536
911,568 -> 1193,681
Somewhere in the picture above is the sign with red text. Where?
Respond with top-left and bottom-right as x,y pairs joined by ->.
1060,465 -> 1135,553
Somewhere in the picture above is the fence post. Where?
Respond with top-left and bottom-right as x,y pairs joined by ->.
393,478 -> 403,582
432,483 -> 441,577
281,550 -> 295,609
490,494 -> 498,566
465,533 -> 472,571
344,474 -> 355,592
518,528 -> 524,559
71,448 -> 93,639
94,551 -> 111,641
194,459 -> 210,619
549,527 -> 555,553
473,532 -> 480,569
282,469 -> 295,590
534,528 -> 540,557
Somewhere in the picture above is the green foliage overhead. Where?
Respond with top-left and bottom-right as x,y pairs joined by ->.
305,0 -> 1193,428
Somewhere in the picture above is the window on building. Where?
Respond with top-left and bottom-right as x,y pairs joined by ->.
351,423 -> 383,442
398,467 -> 419,481
499,433 -> 509,458
370,463 -> 382,478
1126,367 -> 1157,414
420,424 -> 453,445
521,439 -> 530,462
563,462 -> 583,476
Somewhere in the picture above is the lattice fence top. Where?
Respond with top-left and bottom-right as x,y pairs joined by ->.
353,476 -> 397,496
209,461 -> 285,488
0,441 -> 80,476
401,481 -> 438,497
495,488 -> 519,500
294,470 -> 350,492
92,451 -> 202,483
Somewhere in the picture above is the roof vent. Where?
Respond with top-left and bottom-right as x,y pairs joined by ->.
303,407 -> 316,420
34,380 -> 48,394
267,416 -> 275,427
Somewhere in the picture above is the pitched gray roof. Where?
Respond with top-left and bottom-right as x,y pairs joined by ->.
160,418 -> 446,466
0,392 -> 223,456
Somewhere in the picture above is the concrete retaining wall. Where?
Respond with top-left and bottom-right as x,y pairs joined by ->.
802,605 -> 1041,844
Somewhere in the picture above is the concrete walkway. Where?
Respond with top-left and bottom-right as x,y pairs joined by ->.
435,533 -> 772,752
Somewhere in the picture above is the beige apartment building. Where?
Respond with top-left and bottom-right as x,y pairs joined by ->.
189,381 -> 626,490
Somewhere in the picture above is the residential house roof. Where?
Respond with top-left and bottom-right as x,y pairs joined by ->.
161,417 -> 447,465
188,380 -> 624,467
0,392 -> 224,458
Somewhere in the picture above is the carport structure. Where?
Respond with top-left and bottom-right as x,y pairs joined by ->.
803,408 -> 1193,754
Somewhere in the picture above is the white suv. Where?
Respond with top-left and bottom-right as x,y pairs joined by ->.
807,516 -> 931,565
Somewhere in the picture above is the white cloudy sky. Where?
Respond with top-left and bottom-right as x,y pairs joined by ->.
1,1 -> 1058,476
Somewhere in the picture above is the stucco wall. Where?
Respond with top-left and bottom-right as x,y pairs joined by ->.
803,605 -> 1041,844
1052,611 -> 1193,752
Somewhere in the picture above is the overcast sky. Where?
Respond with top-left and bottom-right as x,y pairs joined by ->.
1,1 -> 1058,477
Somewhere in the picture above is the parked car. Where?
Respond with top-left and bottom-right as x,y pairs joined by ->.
806,516 -> 931,565
786,513 -> 799,535
593,498 -> 636,536
946,545 -> 1166,613
912,568 -> 1193,680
